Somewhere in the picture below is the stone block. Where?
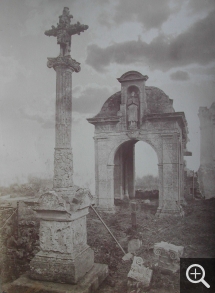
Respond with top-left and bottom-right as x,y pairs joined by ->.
30,246 -> 94,284
127,256 -> 152,287
128,239 -> 142,253
153,241 -> 184,273
3,263 -> 108,293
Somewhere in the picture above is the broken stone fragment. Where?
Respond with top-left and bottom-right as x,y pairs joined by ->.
70,188 -> 93,212
127,256 -> 153,287
122,252 -> 133,261
153,241 -> 184,260
153,241 -> 184,273
128,239 -> 142,253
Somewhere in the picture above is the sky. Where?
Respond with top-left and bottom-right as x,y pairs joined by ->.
0,0 -> 214,192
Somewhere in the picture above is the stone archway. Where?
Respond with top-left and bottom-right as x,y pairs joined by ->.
113,140 -> 136,201
88,71 -> 191,216
112,139 -> 159,201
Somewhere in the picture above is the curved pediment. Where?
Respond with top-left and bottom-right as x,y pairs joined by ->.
117,71 -> 148,83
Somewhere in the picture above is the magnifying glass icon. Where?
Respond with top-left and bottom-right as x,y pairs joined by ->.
186,264 -> 210,288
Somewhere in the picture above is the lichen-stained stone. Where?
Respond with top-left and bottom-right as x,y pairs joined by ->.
88,71 -> 191,216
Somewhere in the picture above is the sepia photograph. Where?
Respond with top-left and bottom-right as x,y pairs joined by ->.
0,0 -> 214,292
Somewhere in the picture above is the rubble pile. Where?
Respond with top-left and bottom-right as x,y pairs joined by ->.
87,198 -> 215,293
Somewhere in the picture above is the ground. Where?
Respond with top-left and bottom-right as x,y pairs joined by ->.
87,198 -> 215,293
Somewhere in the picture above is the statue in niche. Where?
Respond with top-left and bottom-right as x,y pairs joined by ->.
127,91 -> 139,129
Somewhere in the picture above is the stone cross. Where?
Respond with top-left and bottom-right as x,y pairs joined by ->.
45,7 -> 88,57
44,7 -> 88,196
29,9 -> 100,285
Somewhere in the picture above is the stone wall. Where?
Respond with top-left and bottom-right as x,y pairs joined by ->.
198,103 -> 215,198
184,169 -> 202,200
0,198 -> 39,285
0,206 -> 18,283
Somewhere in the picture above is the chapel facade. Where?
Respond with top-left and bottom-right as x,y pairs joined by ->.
88,71 -> 191,216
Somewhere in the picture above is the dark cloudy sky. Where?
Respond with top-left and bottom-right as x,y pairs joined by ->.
0,0 -> 214,192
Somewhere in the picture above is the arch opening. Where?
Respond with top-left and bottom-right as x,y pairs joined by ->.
113,140 -> 159,206
114,140 -> 137,200
135,141 -> 159,208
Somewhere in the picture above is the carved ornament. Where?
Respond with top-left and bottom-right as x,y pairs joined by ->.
47,55 -> 81,72
45,7 -> 88,57
53,148 -> 73,189
37,191 -> 67,211
126,130 -> 140,140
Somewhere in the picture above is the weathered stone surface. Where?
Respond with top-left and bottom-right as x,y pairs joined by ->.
47,55 -> 81,72
88,70 -> 190,215
198,103 -> 215,199
30,247 -> 94,284
127,256 -> 152,287
3,263 -> 108,293
29,189 -> 95,284
128,239 -> 142,253
154,241 -> 184,273
45,9 -> 88,192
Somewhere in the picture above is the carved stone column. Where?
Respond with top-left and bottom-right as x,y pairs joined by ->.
44,6 -> 88,197
47,56 -> 81,196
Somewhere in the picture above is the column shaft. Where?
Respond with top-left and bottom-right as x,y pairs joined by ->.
53,66 -> 73,190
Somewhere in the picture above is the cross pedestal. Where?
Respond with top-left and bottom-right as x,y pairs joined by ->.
30,190 -> 96,284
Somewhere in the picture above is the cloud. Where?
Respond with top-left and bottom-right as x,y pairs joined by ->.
187,0 -> 215,14
189,65 -> 215,76
73,85 -> 112,114
86,9 -> 215,72
113,0 -> 181,30
170,70 -> 190,81
19,107 -> 55,129
19,85 -> 113,128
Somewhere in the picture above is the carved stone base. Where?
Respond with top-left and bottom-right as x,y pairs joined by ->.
30,247 -> 94,284
3,263 -> 108,293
